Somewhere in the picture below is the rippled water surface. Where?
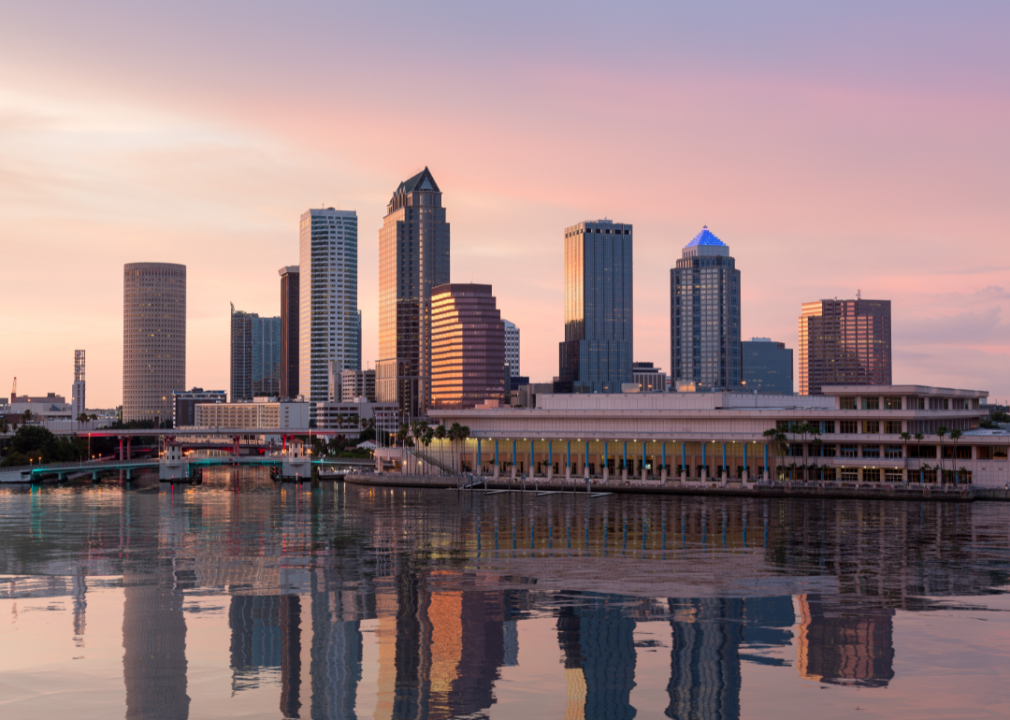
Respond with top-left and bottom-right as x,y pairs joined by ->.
2,467 -> 1010,719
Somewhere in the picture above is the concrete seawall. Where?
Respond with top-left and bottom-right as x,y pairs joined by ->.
343,473 -> 982,503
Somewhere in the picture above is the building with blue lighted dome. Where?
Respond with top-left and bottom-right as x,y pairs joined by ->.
670,226 -> 742,390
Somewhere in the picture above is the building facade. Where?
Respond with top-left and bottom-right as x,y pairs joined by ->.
558,219 -> 633,394
279,266 -> 300,399
194,400 -> 310,429
633,361 -> 667,393
503,320 -> 520,378
172,388 -> 226,427
799,299 -> 891,395
742,338 -> 793,394
299,208 -> 358,408
377,167 -> 450,418
231,305 -> 282,401
430,283 -> 506,410
314,400 -> 399,437
341,369 -> 376,403
429,385 -> 1007,486
123,262 -> 186,423
72,350 -> 86,418
671,227 -> 741,391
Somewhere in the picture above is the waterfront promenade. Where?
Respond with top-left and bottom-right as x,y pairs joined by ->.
345,472 -> 999,502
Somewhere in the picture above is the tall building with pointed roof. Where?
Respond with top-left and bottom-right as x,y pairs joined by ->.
670,226 -> 742,390
377,167 -> 450,417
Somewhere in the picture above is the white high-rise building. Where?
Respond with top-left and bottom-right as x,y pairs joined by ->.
503,319 -> 520,378
299,208 -> 358,411
72,350 -> 86,418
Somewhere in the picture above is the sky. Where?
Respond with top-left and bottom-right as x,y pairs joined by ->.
1,1 -> 1008,407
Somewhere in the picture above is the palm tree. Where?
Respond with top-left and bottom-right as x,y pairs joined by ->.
762,427 -> 786,482
936,426 -> 949,484
912,432 -> 925,482
421,429 -> 434,475
950,428 -> 963,485
0,417 -> 8,435
448,423 -> 464,473
434,424 -> 448,471
22,409 -> 32,425
396,424 -> 409,447
459,425 -> 471,472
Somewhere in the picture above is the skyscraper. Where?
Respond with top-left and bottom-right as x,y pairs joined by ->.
431,283 -> 506,409
742,338 -> 793,394
798,299 -> 891,395
376,167 -> 450,418
72,350 -> 85,418
558,219 -> 633,394
279,266 -> 299,399
503,319 -> 520,379
355,309 -> 362,372
230,305 -> 282,401
670,226 -> 741,390
123,262 -> 186,423
299,209 -> 358,408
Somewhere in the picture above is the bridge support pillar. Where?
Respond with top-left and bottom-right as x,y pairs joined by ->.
126,437 -> 131,460
118,436 -> 124,461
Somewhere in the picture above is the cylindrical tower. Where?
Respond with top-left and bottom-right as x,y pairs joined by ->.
123,262 -> 186,423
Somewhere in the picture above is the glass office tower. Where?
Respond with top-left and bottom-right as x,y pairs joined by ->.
278,265 -> 299,399
299,208 -> 359,409
557,219 -> 633,393
670,227 -> 742,390
798,298 -> 891,395
376,167 -> 450,418
230,305 -> 282,401
741,338 -> 793,394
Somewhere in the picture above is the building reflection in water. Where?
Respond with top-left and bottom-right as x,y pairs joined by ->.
797,594 -> 895,688
666,599 -> 742,720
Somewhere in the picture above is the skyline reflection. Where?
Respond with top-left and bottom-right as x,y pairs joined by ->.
1,470 -> 1008,719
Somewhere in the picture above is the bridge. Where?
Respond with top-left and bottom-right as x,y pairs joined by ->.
0,445 -> 376,484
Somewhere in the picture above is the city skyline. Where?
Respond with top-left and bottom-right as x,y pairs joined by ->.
2,3 -> 1009,405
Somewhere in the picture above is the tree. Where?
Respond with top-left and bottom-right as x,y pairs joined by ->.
0,417 -> 8,435
396,424 -> 409,447
936,426 -> 949,484
900,431 -> 911,482
421,429 -> 434,475
77,412 -> 89,424
762,427 -> 786,481
950,428 -> 963,485
22,409 -> 32,425
459,425 -> 471,472
449,422 -> 464,473
913,432 -> 925,482
434,424 -> 447,470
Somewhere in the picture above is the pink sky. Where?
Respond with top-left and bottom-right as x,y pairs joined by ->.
1,2 -> 1008,407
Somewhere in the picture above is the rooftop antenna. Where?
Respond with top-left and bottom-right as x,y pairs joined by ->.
856,289 -> 862,300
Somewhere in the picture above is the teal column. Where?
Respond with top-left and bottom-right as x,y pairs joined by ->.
623,442 -> 628,471
764,443 -> 769,474
662,443 -> 666,471
722,443 -> 727,472
604,442 -> 608,472
702,443 -> 707,471
477,440 -> 481,469
567,441 -> 571,471
495,440 -> 499,469
530,441 -> 534,474
681,443 -> 686,474
512,440 -> 516,471
642,441 -> 646,473
743,443 -> 748,475
584,442 -> 589,471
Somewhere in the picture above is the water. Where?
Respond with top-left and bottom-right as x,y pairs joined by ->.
2,467 -> 1009,719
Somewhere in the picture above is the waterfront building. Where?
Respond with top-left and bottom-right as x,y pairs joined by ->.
742,338 -> 793,394
314,400 -> 399,438
341,369 -> 376,402
633,361 -> 667,393
194,399 -> 310,429
71,350 -> 85,418
558,219 -> 633,394
670,227 -> 742,391
123,262 -> 186,423
299,208 -> 359,408
429,385 -> 1008,486
799,298 -> 891,395
172,388 -> 226,428
230,305 -> 282,401
504,319 -> 520,378
431,283 -> 506,409
279,266 -> 300,399
377,167 -> 450,418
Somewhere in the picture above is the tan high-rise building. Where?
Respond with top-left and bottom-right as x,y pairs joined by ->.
798,298 -> 891,396
376,167 -> 450,418
431,283 -> 505,410
123,262 -> 186,423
